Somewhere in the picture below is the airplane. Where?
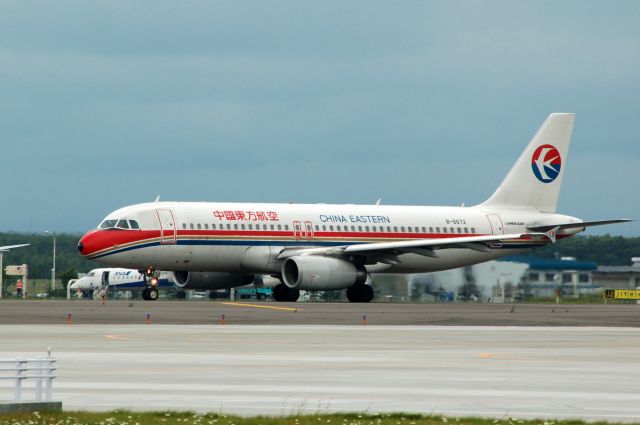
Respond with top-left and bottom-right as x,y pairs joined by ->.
70,268 -> 174,300
78,113 -> 631,302
0,244 -> 30,251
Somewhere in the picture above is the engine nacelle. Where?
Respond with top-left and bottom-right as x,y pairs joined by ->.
281,256 -> 366,290
172,271 -> 254,290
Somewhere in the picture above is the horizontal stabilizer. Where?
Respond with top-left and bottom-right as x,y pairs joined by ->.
527,219 -> 633,232
0,244 -> 29,251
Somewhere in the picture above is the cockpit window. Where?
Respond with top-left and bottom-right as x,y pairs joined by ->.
99,220 -> 118,229
100,218 -> 138,230
87,272 -> 95,277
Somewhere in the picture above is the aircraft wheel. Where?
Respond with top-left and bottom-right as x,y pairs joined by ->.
286,288 -> 300,302
147,288 -> 159,301
272,284 -> 288,302
347,284 -> 374,303
359,284 -> 374,303
142,288 -> 150,301
273,284 -> 300,302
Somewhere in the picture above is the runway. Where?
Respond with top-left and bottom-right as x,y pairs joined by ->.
1,300 -> 640,326
1,325 -> 639,422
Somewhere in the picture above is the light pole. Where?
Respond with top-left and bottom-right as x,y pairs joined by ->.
44,231 -> 56,291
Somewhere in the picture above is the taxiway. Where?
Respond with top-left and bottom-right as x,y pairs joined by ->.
1,325 -> 639,421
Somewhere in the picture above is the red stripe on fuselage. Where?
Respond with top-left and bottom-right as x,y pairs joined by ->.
80,228 -> 561,257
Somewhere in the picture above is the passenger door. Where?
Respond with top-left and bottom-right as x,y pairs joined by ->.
156,209 -> 177,244
486,214 -> 504,235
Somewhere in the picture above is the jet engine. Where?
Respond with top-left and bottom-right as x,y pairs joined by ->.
281,256 -> 366,290
172,271 -> 255,290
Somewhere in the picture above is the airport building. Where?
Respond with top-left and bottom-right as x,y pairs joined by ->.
410,255 -> 601,302
499,256 -> 599,299
591,257 -> 640,290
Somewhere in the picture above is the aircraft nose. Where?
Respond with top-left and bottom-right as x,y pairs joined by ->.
77,240 -> 84,253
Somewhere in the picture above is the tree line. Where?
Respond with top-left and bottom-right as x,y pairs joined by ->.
0,232 -> 638,281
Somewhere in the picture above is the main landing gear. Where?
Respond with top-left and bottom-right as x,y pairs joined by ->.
346,283 -> 374,303
272,283 -> 300,302
140,267 -> 159,301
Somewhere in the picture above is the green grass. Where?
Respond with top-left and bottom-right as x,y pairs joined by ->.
0,411 -> 635,425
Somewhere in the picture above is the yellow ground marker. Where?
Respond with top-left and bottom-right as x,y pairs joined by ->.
221,302 -> 300,312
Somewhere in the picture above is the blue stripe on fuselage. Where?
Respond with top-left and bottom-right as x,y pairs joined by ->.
88,238 -> 545,260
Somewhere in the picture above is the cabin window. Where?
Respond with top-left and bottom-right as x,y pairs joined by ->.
442,227 -> 447,233
285,225 -> 289,230
464,227 -> 468,234
372,226 -> 376,232
322,225 -> 326,231
337,225 -> 341,231
277,225 -> 281,230
457,227 -> 461,233
429,227 -> 433,233
190,223 -> 194,230
415,227 -> 419,232
182,223 -> 187,229
365,226 -> 369,232
407,227 -> 412,233
387,226 -> 391,232
421,227 -> 426,233
197,223 -> 201,230
248,224 -> 253,230
212,224 -> 216,230
204,223 -> 209,229
226,224 -> 231,230
233,224 -> 238,230
358,226 -> 363,232
129,220 -> 140,230
351,226 -> 356,231
450,227 -> 454,233
315,225 -> 319,231
241,224 -> 245,230
470,227 -> 476,233
329,225 -> 333,231
400,226 -> 405,232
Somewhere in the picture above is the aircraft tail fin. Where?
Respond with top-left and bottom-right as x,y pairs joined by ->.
479,113 -> 575,213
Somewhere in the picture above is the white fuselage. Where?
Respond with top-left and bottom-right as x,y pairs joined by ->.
70,268 -> 173,291
79,202 -> 581,275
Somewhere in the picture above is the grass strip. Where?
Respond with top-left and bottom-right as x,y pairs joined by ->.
0,411 -> 635,425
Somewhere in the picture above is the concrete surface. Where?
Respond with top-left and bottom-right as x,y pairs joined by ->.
1,325 -> 639,422
0,401 -> 62,414
1,300 -> 640,326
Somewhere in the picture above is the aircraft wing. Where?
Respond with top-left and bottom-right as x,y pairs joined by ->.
527,219 -> 633,232
0,244 -> 29,251
277,233 -> 548,264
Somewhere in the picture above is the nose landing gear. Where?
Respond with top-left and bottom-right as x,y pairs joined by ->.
140,267 -> 160,301
142,287 -> 159,301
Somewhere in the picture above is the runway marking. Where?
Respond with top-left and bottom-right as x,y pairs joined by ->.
104,334 -> 127,340
220,302 -> 300,312
477,352 -> 528,360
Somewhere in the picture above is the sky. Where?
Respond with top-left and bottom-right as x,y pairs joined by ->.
0,0 -> 638,235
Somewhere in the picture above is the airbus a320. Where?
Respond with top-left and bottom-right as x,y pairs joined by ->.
78,113 -> 630,302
